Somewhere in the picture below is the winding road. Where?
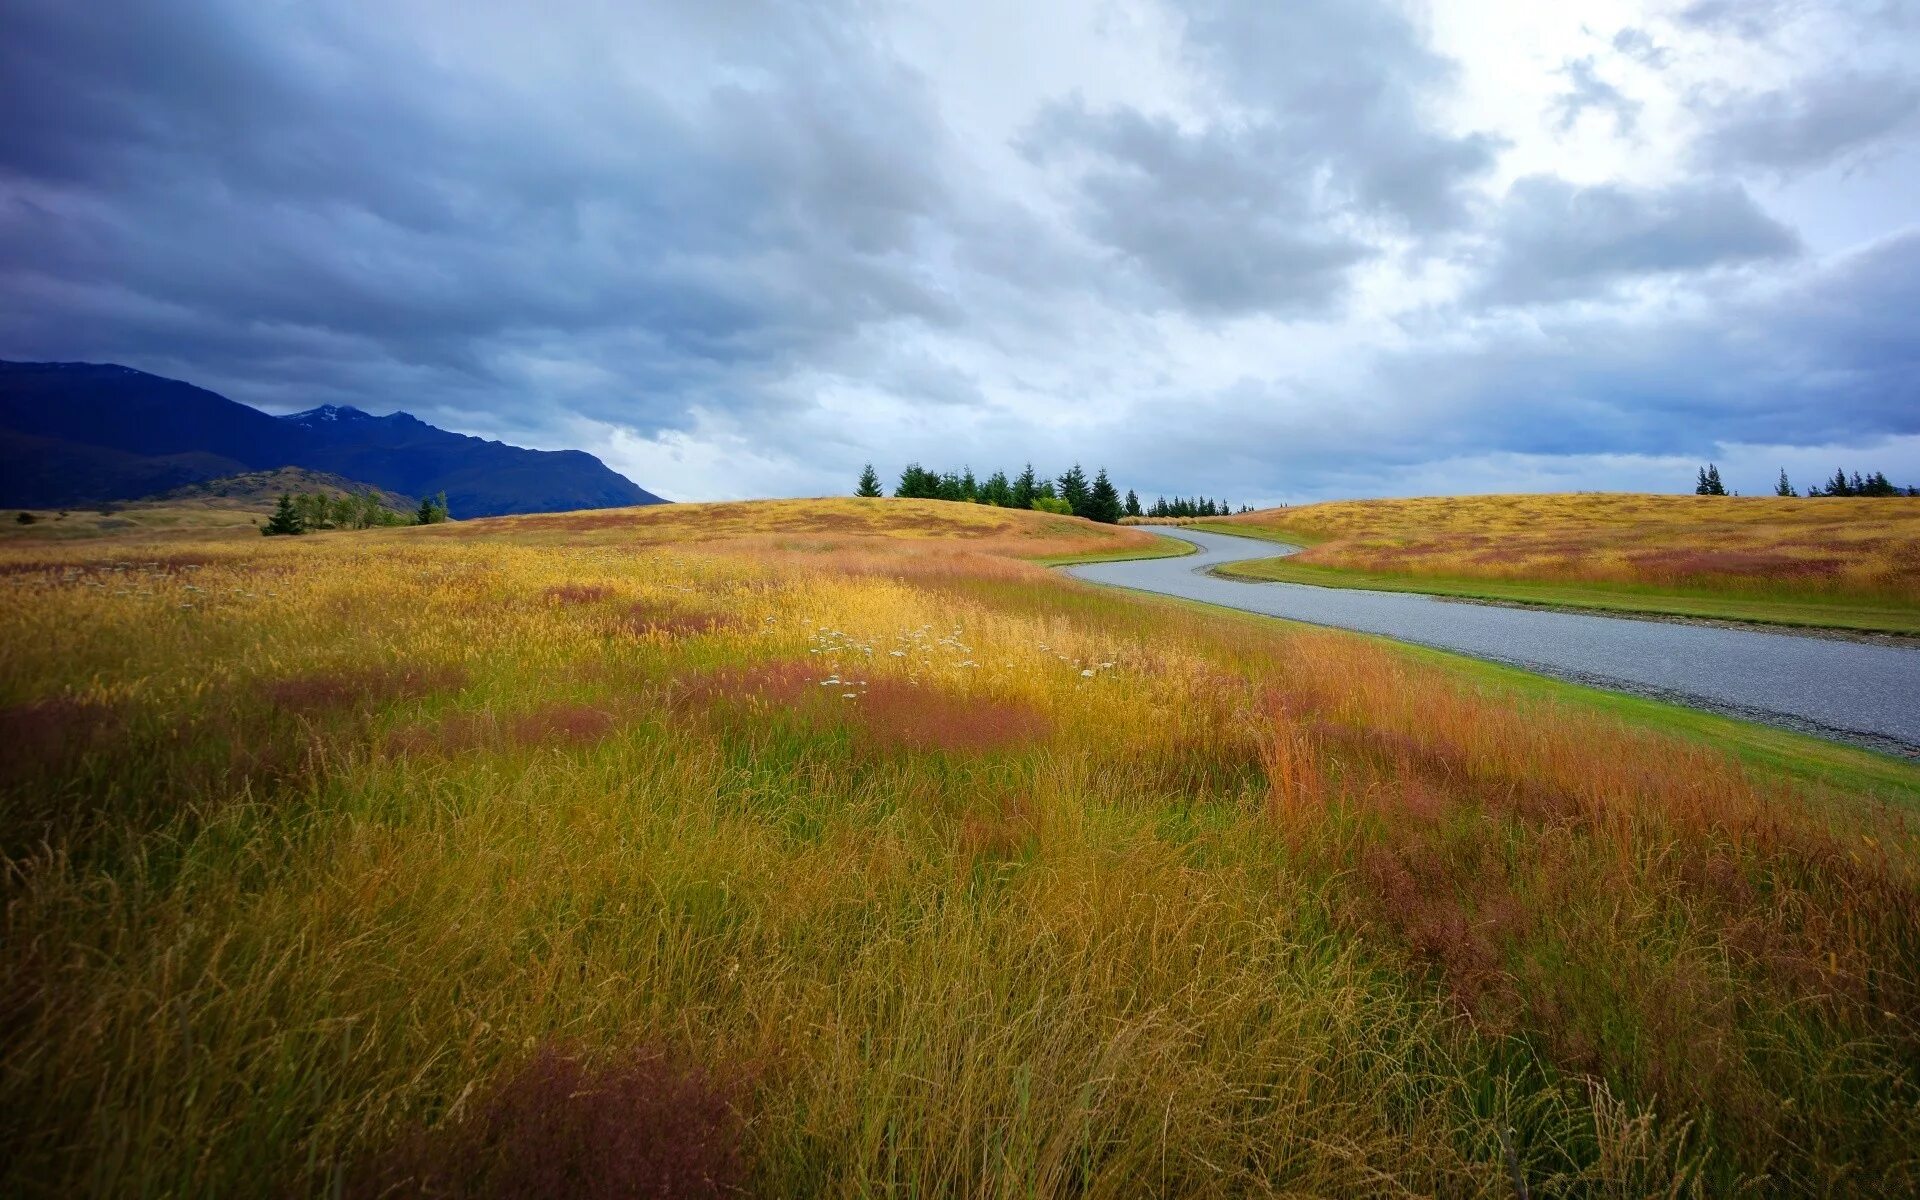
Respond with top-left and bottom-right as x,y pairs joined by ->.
1067,527 -> 1920,755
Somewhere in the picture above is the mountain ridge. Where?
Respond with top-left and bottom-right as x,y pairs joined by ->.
0,360 -> 665,516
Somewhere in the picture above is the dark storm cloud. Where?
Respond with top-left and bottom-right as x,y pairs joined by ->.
1019,0 -> 1502,318
1102,230 -> 1920,502
0,0 -> 959,433
1020,104 -> 1373,315
1470,177 -> 1801,306
1175,0 -> 1503,233
1393,230 -> 1920,454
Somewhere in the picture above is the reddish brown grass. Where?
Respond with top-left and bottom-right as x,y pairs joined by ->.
622,602 -> 747,640
0,698 -> 121,783
851,680 -> 1049,756
264,665 -> 467,715
388,704 -> 622,757
544,583 -> 614,605
353,1039 -> 751,1200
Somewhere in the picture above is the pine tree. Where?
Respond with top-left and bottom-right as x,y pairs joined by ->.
1775,469 -> 1796,497
415,491 -> 449,525
1012,464 -> 1037,509
1829,467 -> 1853,497
960,468 -> 979,502
1086,468 -> 1122,523
895,464 -> 939,499
1696,467 -> 1711,495
262,493 -> 305,536
1058,464 -> 1090,517
1702,464 -> 1726,496
1124,489 -> 1142,518
856,463 -> 882,497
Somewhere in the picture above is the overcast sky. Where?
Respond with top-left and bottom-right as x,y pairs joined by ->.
3,0 -> 1916,503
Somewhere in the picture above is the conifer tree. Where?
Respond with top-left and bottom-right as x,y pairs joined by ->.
1058,464 -> 1090,517
262,493 -> 305,536
983,471 -> 1013,507
1012,464 -> 1037,509
856,463 -> 882,497
1775,469 -> 1796,497
894,464 -> 939,499
1124,489 -> 1142,518
1086,468 -> 1122,523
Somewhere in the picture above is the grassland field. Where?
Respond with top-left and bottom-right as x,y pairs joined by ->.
5,496 -> 1920,1196
1187,493 -> 1920,635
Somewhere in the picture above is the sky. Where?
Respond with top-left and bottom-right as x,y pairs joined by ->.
1,0 -> 1916,504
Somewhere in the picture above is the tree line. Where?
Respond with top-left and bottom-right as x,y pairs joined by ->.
857,463 -> 1248,524
1698,464 -> 1918,497
263,489 -> 448,536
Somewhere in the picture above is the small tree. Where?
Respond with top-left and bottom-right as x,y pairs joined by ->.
262,493 -> 306,536
1775,469 -> 1796,497
1030,495 -> 1073,515
1124,489 -> 1142,518
1695,464 -> 1726,496
855,464 -> 883,497
415,491 -> 450,525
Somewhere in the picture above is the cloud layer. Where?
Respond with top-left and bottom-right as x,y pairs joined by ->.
1,0 -> 1916,502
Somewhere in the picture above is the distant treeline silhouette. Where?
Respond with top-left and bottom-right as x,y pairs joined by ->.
1701,464 -> 1919,497
856,463 -> 1247,525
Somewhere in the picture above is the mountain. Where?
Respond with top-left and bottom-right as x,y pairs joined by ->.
0,361 -> 664,516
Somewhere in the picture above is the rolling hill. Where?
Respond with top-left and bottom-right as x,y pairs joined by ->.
0,360 -> 664,516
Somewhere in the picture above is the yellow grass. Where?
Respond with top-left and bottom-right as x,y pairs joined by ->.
4,496 -> 1919,1195
1208,492 -> 1920,632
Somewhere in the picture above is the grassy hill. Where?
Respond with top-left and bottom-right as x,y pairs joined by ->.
1199,492 -> 1920,634
3,496 -> 1918,1194
146,466 -> 418,512
3,467 -> 416,542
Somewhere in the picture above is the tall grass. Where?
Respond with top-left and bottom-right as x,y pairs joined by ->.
3,498 -> 1918,1195
1217,492 -> 1920,608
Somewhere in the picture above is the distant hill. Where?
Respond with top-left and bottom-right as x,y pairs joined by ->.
146,467 -> 419,513
0,360 -> 665,516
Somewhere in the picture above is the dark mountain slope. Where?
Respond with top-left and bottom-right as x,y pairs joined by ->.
0,361 -> 664,516
280,404 -> 660,517
0,428 -> 248,509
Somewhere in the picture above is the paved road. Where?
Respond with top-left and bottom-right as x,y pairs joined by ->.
1068,527 -> 1920,754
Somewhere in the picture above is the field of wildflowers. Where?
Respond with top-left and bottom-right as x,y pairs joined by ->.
3,496 -> 1918,1195
1205,492 -> 1920,633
